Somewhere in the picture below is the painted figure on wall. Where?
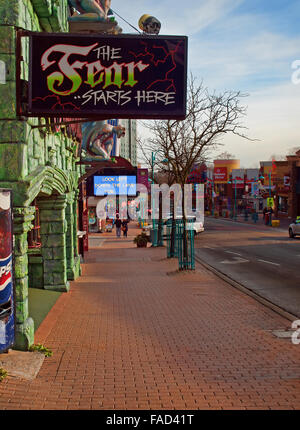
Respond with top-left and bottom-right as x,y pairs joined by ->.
81,121 -> 125,161
68,0 -> 112,21
138,14 -> 161,35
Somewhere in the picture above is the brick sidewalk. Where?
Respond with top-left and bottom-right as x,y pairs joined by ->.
0,223 -> 299,410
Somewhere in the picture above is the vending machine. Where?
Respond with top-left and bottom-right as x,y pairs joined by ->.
0,189 -> 14,353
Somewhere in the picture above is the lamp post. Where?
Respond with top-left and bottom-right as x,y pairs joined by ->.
268,171 -> 272,226
211,177 -> 215,216
151,150 -> 168,246
228,179 -> 237,221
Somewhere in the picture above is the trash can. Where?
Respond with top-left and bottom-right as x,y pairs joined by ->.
176,219 -> 195,271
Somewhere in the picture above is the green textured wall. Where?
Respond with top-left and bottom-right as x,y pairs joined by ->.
0,0 -> 83,350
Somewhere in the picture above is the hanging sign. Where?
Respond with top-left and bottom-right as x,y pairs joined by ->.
27,33 -> 188,119
232,169 -> 245,189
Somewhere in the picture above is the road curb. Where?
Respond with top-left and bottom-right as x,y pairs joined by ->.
205,216 -> 288,233
195,256 -> 298,323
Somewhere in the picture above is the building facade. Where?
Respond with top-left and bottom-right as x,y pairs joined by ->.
0,1 -> 84,350
286,151 -> 300,219
119,119 -> 137,167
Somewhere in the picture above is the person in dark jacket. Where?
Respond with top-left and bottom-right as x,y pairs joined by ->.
115,215 -> 122,237
121,219 -> 129,237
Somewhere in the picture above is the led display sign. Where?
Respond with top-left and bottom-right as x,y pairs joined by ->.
94,175 -> 137,196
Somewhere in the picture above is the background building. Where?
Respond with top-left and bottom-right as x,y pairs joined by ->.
119,119 -> 137,167
213,159 -> 240,215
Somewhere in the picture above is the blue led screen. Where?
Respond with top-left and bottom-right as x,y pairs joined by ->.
94,176 -> 137,196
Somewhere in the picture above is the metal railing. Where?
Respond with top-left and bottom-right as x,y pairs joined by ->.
166,219 -> 195,270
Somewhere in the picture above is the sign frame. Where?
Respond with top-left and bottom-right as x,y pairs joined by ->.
25,32 -> 188,120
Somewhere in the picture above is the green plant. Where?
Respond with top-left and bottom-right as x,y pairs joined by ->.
29,343 -> 53,358
0,368 -> 8,382
133,232 -> 150,247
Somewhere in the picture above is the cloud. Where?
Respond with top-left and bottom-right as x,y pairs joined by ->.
213,82 -> 300,165
111,0 -> 243,35
110,1 -> 300,167
189,22 -> 300,92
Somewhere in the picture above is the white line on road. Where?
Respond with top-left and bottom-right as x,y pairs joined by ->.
221,257 -> 249,264
258,259 -> 280,266
225,251 -> 242,256
203,246 -> 217,249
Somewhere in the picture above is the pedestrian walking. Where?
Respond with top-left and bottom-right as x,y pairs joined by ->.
263,207 -> 268,224
115,215 -> 122,237
121,219 -> 129,237
267,206 -> 273,225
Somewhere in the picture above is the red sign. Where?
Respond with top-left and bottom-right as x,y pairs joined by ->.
214,167 -> 227,182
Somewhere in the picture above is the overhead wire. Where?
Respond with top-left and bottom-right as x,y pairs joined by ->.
110,9 -> 142,34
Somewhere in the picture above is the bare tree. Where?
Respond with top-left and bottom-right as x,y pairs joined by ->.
215,151 -> 236,160
287,147 -> 300,156
139,76 -> 251,266
142,76 -> 250,190
137,136 -> 175,186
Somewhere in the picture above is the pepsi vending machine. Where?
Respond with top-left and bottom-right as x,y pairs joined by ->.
0,189 -> 14,353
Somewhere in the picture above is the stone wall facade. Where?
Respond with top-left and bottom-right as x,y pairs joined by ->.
0,0 -> 84,350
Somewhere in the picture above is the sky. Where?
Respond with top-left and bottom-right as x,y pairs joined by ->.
111,0 -> 300,167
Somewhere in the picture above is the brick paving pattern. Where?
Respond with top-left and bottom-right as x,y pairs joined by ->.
0,224 -> 299,410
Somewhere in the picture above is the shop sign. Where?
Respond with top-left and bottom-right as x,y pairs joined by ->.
246,168 -> 259,183
232,169 -> 245,189
27,33 -> 187,119
0,189 -> 14,352
214,167 -> 227,182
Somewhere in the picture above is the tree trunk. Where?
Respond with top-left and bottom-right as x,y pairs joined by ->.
181,184 -> 188,269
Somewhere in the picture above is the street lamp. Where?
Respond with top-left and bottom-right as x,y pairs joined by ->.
211,177 -> 215,216
151,150 -> 168,246
228,178 -> 237,221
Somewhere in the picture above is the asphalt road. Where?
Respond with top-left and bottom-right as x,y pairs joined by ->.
195,217 -> 300,318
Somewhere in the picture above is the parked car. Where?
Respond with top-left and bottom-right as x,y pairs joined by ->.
289,218 -> 300,238
143,214 -> 204,238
